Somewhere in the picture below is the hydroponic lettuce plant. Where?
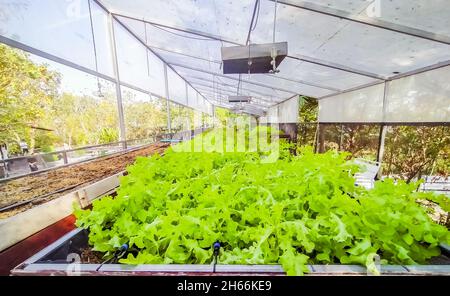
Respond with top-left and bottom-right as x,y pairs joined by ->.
75,129 -> 450,275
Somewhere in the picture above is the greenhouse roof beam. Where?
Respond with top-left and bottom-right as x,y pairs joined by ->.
187,76 -> 286,101
169,62 -> 298,95
274,0 -> 450,46
149,46 -> 340,92
188,81 -> 276,104
108,10 -> 386,81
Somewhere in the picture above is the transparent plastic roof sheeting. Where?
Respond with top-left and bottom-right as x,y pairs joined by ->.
2,0 -> 450,122
102,0 -> 255,44
252,1 -> 450,77
301,0 -> 450,38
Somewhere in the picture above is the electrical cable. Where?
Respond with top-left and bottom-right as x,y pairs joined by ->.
149,23 -> 215,41
251,0 -> 261,32
272,0 -> 278,44
87,0 -> 103,97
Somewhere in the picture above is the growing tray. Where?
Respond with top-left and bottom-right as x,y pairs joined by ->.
11,228 -> 450,276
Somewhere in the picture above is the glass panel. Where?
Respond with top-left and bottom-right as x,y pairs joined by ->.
121,86 -> 168,139
114,21 -> 149,90
318,83 -> 384,122
385,65 -> 450,122
383,125 -> 450,181
90,0 -> 114,76
147,49 -> 166,97
0,44 -> 122,179
297,123 -> 317,147
169,102 -> 191,133
277,96 -> 299,123
167,68 -> 187,105
186,85 -> 198,107
318,123 -> 380,161
0,0 -> 95,69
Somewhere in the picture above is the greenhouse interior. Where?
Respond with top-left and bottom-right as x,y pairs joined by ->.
0,0 -> 449,277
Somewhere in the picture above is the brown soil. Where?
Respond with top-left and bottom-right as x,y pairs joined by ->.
80,248 -> 104,264
0,142 -> 169,219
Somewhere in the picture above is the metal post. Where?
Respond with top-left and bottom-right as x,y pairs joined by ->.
376,124 -> 387,179
185,81 -> 189,106
62,151 -> 68,164
376,82 -> 389,178
108,13 -> 127,149
316,123 -> 325,153
164,64 -> 172,134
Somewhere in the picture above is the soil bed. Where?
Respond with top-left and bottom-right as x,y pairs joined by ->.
0,142 -> 169,219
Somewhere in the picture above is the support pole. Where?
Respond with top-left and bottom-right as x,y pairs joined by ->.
108,13 -> 127,149
316,123 -> 325,153
376,124 -> 387,179
164,64 -> 172,134
376,82 -> 389,179
338,124 -> 344,151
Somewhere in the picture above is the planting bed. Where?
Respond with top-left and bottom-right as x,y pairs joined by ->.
72,129 -> 450,276
0,142 -> 169,219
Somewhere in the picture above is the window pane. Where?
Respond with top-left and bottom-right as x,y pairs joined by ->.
0,0 -> 96,69
121,86 -> 168,139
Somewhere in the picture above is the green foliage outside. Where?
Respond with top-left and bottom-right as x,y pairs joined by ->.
0,44 -> 193,156
383,126 -> 449,181
0,44 -> 59,153
297,95 -> 449,180
75,129 -> 449,275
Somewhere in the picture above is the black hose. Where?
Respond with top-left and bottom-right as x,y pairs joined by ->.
212,241 -> 221,273
96,243 -> 128,272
